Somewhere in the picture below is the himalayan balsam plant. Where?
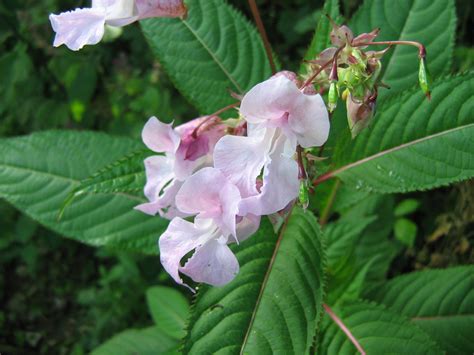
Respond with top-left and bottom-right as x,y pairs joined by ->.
0,0 -> 472,354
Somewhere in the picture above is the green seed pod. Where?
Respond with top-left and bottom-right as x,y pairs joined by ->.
418,58 -> 432,99
299,179 -> 309,210
328,82 -> 338,113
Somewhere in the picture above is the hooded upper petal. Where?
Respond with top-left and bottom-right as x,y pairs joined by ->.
240,75 -> 330,148
142,116 -> 180,153
49,8 -> 106,51
288,92 -> 330,148
93,0 -> 138,26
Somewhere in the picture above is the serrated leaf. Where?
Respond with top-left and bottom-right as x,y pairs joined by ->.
331,74 -> 474,193
350,0 -> 456,97
318,300 -> 443,354
0,131 -> 167,254
91,326 -> 178,355
183,208 -> 326,354
300,0 -> 341,74
146,286 -> 189,339
364,266 -> 474,355
60,150 -> 147,217
141,0 -> 272,115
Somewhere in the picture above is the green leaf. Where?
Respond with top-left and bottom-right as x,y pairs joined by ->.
339,194 -> 401,283
0,131 -> 166,254
183,208 -> 326,354
141,0 -> 272,115
146,286 -> 189,339
350,0 -> 456,97
364,266 -> 474,355
394,218 -> 417,247
60,150 -> 147,217
394,198 -> 420,217
332,73 -> 474,193
300,0 -> 341,74
318,301 -> 443,354
91,326 -> 179,355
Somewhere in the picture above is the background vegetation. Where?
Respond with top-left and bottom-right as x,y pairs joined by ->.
0,0 -> 472,353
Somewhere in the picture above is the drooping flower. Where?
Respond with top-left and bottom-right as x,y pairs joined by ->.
49,0 -> 187,51
214,74 -> 329,216
135,116 -> 225,218
159,168 -> 260,287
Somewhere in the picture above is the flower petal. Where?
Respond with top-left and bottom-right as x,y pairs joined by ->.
180,238 -> 239,286
142,116 -> 180,153
235,214 -> 261,242
134,155 -> 174,216
136,0 -> 187,19
93,0 -> 137,26
49,8 -> 106,51
288,93 -> 330,148
240,75 -> 299,125
239,133 -> 299,216
159,217 -> 215,286
213,128 -> 274,198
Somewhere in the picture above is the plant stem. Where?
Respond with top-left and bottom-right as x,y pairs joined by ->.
354,40 -> 426,58
192,102 -> 239,137
248,0 -> 276,74
320,179 -> 340,226
323,304 -> 366,355
312,170 -> 334,186
301,46 -> 344,89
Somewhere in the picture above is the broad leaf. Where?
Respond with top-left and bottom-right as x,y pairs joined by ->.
146,286 -> 190,339
365,266 -> 474,355
332,74 -> 474,193
318,301 -> 443,354
350,0 -> 456,97
300,0 -> 341,74
91,326 -> 178,355
183,208 -> 326,354
141,0 -> 272,115
0,131 -> 166,254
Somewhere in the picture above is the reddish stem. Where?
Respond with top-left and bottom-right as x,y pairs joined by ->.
248,0 -> 276,74
191,102 -> 239,138
302,46 -> 344,89
323,304 -> 366,355
353,40 -> 426,58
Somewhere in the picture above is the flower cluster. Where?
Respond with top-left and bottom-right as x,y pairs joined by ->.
137,73 -> 330,289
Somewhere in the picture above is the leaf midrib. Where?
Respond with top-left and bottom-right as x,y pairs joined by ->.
239,205 -> 295,354
0,163 -> 144,202
334,123 -> 474,176
180,18 -> 244,95
412,314 -> 474,321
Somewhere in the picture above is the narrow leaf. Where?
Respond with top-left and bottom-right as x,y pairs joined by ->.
183,208 -> 326,354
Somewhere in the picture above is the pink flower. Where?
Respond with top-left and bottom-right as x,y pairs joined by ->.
49,0 -> 187,51
135,116 -> 224,218
159,168 -> 260,288
214,74 -> 329,216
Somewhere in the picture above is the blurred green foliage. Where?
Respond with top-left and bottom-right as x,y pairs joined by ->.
0,0 -> 472,353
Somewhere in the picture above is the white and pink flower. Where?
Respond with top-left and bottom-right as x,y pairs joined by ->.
49,0 -> 187,51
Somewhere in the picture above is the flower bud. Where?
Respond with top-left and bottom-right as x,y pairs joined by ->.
299,179 -> 310,210
328,82 -> 338,113
418,57 -> 432,100
346,91 -> 376,138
